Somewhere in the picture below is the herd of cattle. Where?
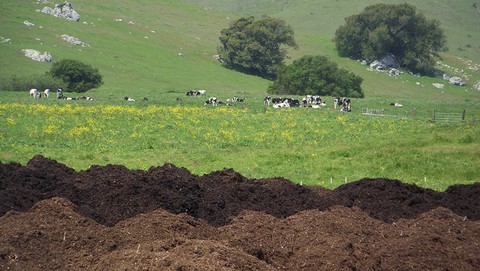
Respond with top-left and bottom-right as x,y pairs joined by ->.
185,89 -> 352,111
29,88 -> 95,101
27,88 -> 354,111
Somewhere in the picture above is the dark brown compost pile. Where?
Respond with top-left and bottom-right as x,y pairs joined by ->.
1,155 -> 479,270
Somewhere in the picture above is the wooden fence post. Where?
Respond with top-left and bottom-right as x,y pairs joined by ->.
432,109 -> 436,122
462,109 -> 466,121
413,108 -> 416,119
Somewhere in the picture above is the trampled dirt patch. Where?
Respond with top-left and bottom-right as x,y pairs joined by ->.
1,155 -> 479,270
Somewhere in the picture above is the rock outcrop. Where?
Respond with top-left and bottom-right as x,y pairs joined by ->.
22,49 -> 52,62
41,2 -> 80,21
61,34 -> 89,46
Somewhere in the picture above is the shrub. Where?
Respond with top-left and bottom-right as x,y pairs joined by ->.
49,59 -> 103,93
0,74 -> 66,92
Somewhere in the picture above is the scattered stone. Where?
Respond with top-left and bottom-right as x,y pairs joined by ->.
432,83 -> 445,89
22,49 -> 53,62
61,34 -> 89,46
473,81 -> 480,91
23,20 -> 35,26
0,36 -> 11,43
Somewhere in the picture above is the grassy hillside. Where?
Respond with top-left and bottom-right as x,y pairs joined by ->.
181,0 -> 480,64
0,0 -> 479,105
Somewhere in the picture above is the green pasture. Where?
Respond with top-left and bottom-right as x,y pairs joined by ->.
1,0 -> 480,190
1,96 -> 479,191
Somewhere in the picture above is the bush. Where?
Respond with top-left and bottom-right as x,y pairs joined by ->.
0,74 -> 66,92
49,59 -> 103,93
268,55 -> 364,98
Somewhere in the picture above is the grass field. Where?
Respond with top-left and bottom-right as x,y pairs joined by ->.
1,0 -> 480,190
1,95 -> 479,191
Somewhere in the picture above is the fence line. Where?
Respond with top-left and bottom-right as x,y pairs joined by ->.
361,108 -> 478,124
361,108 -> 406,118
432,109 -> 465,124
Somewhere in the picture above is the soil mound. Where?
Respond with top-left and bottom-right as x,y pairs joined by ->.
1,155 -> 479,270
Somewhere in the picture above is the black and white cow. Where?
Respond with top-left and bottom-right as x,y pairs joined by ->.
186,89 -> 206,96
339,97 -> 351,112
57,88 -> 64,99
124,96 -> 135,102
44,88 -> 50,98
390,102 -> 403,107
29,88 -> 38,99
263,96 -> 271,107
204,97 -> 218,106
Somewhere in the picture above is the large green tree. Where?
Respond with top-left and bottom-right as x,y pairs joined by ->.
217,16 -> 297,79
49,59 -> 103,93
334,3 -> 447,75
268,55 -> 364,98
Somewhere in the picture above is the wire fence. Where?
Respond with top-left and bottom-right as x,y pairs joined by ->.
362,108 -> 479,124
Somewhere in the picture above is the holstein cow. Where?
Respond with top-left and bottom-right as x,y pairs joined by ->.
390,102 -> 403,107
57,88 -> 64,99
44,88 -> 50,98
186,90 -> 206,96
204,97 -> 218,106
124,96 -> 135,102
29,88 -> 38,98
264,96 -> 271,107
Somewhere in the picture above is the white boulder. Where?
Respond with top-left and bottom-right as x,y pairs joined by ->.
22,49 -> 52,62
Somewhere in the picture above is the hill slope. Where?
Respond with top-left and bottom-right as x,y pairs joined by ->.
0,0 -> 479,102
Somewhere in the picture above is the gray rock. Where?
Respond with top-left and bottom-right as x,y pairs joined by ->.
42,2 -> 80,21
22,49 -> 52,62
448,77 -> 466,86
443,73 -> 452,81
388,68 -> 400,77
473,81 -> 480,91
61,34 -> 88,46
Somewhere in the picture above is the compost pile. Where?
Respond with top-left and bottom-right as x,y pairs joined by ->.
1,155 -> 479,270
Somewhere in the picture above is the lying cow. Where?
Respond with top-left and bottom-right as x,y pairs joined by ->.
204,97 -> 218,106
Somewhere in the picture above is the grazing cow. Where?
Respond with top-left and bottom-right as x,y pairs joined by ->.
57,88 -> 64,99
29,88 -> 38,98
264,96 -> 271,107
124,96 -> 135,102
204,97 -> 218,106
176,97 -> 183,101
142,97 -> 149,101
334,97 -> 351,111
390,102 -> 403,107
197,90 -> 206,96
339,97 -> 351,112
44,88 -> 50,98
